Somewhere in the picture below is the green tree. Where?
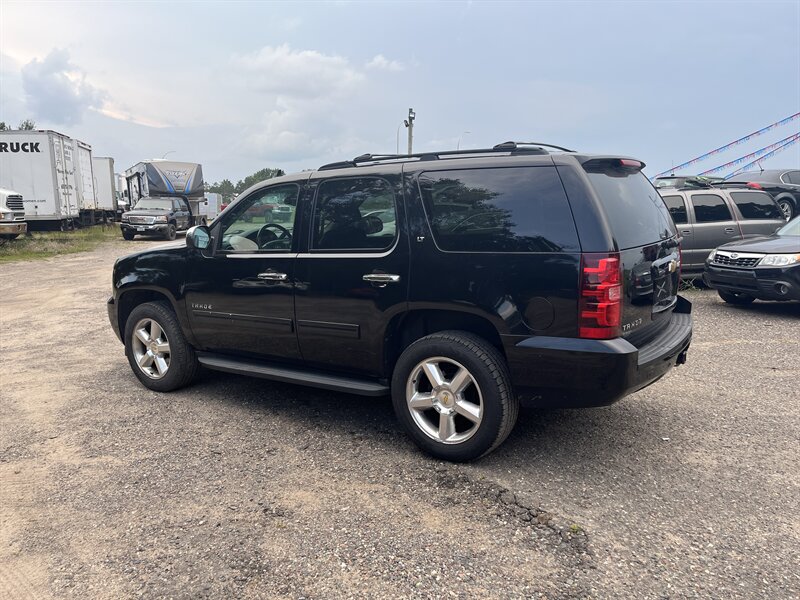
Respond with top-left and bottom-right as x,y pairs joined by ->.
234,167 -> 285,194
18,119 -> 36,130
0,122 -> 9,131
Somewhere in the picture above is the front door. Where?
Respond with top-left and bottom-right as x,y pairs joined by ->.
185,183 -> 303,360
294,173 -> 408,376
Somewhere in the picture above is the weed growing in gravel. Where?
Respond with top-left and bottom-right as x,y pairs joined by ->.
0,225 -> 121,263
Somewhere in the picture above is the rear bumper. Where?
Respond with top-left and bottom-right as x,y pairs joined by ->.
0,222 -> 27,235
505,296 -> 692,407
704,263 -> 800,301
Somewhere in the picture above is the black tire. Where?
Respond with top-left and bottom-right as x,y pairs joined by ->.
165,223 -> 177,240
718,290 -> 755,305
124,301 -> 200,392
391,331 -> 518,462
122,230 -> 135,241
777,198 -> 795,221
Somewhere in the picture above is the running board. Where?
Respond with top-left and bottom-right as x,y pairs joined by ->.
197,353 -> 390,397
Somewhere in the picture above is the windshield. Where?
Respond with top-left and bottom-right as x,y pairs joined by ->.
777,217 -> 800,236
134,199 -> 172,210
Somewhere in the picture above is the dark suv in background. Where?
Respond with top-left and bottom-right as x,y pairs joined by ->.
107,142 -> 692,461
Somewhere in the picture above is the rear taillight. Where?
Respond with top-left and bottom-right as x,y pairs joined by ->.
579,252 -> 622,339
746,182 -> 762,190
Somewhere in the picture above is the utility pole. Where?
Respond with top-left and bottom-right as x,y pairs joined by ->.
404,108 -> 416,155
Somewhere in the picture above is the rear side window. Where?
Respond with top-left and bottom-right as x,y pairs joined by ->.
691,194 -> 732,223
583,168 -> 676,249
730,191 -> 783,220
312,177 -> 396,251
418,166 -> 579,253
661,194 -> 688,224
783,171 -> 800,185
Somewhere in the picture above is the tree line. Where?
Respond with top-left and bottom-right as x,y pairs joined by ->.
0,119 -> 37,131
206,167 -> 285,201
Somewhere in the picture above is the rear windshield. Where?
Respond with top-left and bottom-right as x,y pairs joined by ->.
584,168 -> 676,249
730,191 -> 783,220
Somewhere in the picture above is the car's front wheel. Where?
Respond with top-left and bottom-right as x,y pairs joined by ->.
122,230 -> 135,241
391,331 -> 518,461
164,223 -> 177,240
718,290 -> 755,305
124,301 -> 199,392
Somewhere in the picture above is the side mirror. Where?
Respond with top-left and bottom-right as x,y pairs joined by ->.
186,225 -> 211,250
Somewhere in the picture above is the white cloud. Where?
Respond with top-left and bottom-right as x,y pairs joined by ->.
20,49 -> 106,125
231,44 -> 364,99
365,54 -> 405,72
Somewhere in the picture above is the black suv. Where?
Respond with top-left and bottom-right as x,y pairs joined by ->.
107,143 -> 692,461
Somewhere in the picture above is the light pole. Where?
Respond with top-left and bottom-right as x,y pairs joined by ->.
396,122 -> 404,154
404,108 -> 416,155
457,131 -> 471,151
161,150 -> 176,159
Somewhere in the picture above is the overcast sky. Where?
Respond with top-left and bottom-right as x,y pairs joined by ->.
1,1 -> 799,184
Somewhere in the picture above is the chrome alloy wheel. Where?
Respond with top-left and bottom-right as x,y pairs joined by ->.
405,357 -> 483,444
131,318 -> 171,379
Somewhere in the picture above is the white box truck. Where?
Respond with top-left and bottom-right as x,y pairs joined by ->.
202,192 -> 222,221
0,130 -> 80,230
92,156 -> 118,221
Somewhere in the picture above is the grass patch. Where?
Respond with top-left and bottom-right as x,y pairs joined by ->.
0,225 -> 121,264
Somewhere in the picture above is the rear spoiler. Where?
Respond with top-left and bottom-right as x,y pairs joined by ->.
581,157 -> 646,173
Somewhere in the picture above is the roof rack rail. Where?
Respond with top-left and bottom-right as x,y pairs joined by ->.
318,141 -> 575,171
493,141 -> 576,152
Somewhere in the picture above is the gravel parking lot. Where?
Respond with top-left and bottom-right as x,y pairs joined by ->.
1,239 -> 798,599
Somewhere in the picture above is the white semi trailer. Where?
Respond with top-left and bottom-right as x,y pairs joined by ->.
73,138 -> 98,225
92,156 -> 118,220
0,130 -> 80,230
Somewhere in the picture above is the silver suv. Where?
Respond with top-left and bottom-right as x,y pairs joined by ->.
658,187 -> 785,276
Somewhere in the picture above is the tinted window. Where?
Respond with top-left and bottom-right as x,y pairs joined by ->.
690,194 -> 732,223
312,178 -> 396,250
219,184 -> 299,252
730,191 -> 783,220
584,169 -> 676,249
661,194 -> 688,224
783,171 -> 800,185
418,166 -> 579,253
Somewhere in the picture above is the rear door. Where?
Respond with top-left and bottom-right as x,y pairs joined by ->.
728,190 -> 787,237
582,161 -> 680,344
686,192 -> 742,265
293,171 -> 408,377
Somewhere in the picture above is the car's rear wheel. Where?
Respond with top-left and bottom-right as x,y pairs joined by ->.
777,199 -> 794,221
124,301 -> 199,392
391,331 -> 518,461
718,290 -> 755,305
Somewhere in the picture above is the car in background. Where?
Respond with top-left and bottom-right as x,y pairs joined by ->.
654,175 -> 726,189
658,187 -> 786,276
719,169 -> 800,220
703,216 -> 800,304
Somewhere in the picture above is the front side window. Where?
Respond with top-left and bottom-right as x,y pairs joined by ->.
690,194 -> 732,223
730,191 -> 783,220
311,178 -> 396,251
219,184 -> 299,252
418,166 -> 579,253
661,194 -> 688,224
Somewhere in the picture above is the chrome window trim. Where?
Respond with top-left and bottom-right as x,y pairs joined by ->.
715,250 -> 766,259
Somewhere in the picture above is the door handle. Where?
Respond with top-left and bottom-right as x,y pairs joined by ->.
257,271 -> 287,281
724,227 -> 735,234
363,273 -> 401,284
680,229 -> 692,235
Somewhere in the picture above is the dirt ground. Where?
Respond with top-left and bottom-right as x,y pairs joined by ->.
1,238 -> 798,599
